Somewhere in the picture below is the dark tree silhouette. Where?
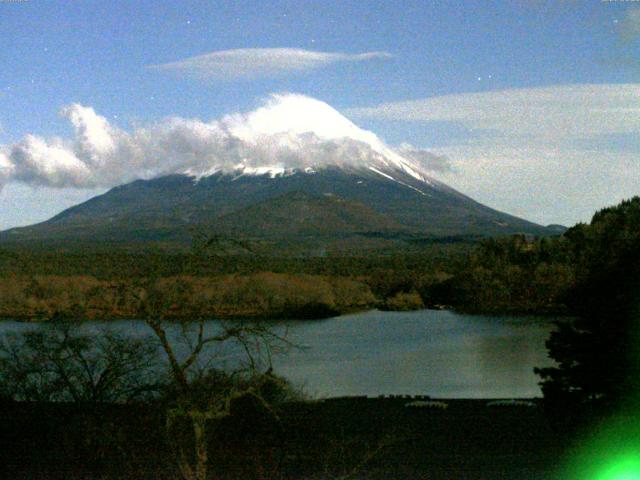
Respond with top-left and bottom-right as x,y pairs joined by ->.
535,198 -> 640,413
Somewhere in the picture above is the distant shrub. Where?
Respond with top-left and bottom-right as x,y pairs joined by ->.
405,400 -> 448,410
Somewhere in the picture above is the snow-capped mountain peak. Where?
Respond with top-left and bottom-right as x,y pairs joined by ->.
216,93 -> 434,185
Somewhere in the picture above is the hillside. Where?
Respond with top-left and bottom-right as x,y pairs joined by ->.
0,167 -> 560,253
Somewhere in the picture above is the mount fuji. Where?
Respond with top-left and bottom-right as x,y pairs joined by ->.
0,94 -> 560,252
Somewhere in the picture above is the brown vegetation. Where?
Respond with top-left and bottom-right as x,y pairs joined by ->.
0,272 -> 377,321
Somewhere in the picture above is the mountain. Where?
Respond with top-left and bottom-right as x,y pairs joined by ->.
0,165 -> 560,253
0,94 -> 564,253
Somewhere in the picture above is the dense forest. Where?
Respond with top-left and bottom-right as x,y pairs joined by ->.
0,245 -> 468,320
443,197 -> 640,316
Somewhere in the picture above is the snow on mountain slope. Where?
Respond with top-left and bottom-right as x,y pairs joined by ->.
217,94 -> 432,184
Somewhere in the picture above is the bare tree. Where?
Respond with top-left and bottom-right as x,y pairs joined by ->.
108,230 -> 297,480
0,320 -> 160,403
131,276 -> 295,480
150,319 -> 295,480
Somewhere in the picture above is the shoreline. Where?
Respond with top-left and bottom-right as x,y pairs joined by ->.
0,306 -> 567,323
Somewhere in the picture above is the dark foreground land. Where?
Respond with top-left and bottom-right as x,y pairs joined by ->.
1,396 -> 565,480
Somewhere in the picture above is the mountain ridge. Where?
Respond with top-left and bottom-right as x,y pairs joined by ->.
0,166 -> 563,254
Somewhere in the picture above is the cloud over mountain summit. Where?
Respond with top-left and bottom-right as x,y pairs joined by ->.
0,94 -> 443,189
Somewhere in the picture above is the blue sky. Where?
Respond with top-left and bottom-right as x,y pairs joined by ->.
1,0 -> 639,229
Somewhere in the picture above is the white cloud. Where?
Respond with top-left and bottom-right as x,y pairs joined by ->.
0,149 -> 13,186
10,135 -> 92,188
0,93 -> 438,189
349,84 -> 640,225
348,84 -> 640,142
428,144 -> 640,226
148,48 -> 392,79
62,104 -> 118,165
396,143 -> 454,173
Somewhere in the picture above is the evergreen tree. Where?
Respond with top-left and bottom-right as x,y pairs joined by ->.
535,197 -> 640,412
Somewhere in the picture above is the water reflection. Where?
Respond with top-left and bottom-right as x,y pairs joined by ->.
273,310 -> 556,398
0,309 -> 556,399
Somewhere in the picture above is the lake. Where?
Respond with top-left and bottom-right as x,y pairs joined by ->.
0,309 -> 556,399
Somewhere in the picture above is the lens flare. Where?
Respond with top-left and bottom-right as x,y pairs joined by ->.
562,416 -> 640,480
595,454 -> 640,480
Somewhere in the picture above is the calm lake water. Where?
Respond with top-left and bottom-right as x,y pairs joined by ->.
0,309 -> 556,399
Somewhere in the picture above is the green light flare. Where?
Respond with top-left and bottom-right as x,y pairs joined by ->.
560,415 -> 640,479
595,454 -> 640,480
